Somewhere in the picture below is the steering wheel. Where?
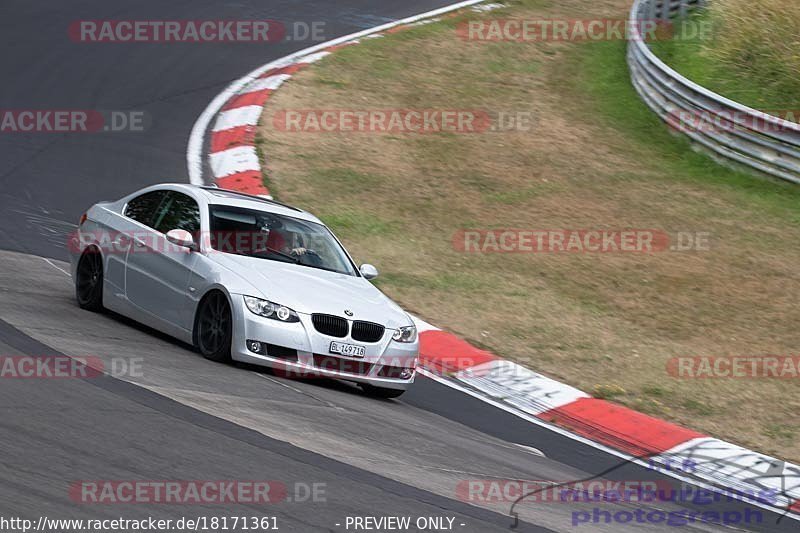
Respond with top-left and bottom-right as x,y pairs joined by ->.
298,248 -> 323,266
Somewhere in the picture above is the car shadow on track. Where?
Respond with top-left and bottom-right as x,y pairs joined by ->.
88,304 -> 393,401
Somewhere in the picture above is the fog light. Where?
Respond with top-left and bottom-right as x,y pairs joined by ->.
399,369 -> 414,380
247,340 -> 263,354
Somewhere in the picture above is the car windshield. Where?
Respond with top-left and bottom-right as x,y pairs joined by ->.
208,205 -> 357,276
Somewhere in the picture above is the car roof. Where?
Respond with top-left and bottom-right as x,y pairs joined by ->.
153,183 -> 323,224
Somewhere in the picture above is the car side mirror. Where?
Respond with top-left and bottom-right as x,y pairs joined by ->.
360,264 -> 379,279
166,229 -> 197,251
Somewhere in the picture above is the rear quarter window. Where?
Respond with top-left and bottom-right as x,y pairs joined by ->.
153,192 -> 201,234
124,191 -> 166,228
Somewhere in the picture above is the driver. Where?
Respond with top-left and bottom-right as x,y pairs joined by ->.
261,215 -> 308,256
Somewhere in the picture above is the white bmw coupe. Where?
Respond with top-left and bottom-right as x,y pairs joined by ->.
68,184 -> 419,398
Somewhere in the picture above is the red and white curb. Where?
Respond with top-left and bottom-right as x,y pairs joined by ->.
187,0 -> 800,519
187,0 -> 492,190
416,319 -> 800,516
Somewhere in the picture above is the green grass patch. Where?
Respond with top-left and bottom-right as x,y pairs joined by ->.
641,385 -> 669,398
682,398 -> 714,416
373,271 -> 489,293
564,38 -> 800,224
592,384 -> 627,399
306,167 -> 386,191
318,211 -> 396,237
763,424 -> 797,441
649,10 -> 800,110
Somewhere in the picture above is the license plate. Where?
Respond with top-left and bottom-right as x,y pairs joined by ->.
329,341 -> 365,358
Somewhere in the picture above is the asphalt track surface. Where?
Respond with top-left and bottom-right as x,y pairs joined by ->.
0,1 -> 793,532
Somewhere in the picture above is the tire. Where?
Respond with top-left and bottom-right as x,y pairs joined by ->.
75,249 -> 104,311
360,383 -> 406,399
195,291 -> 233,363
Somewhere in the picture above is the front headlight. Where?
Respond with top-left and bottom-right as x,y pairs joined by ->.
392,325 -> 417,343
243,296 -> 300,323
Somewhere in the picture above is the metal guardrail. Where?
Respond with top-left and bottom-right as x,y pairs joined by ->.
627,0 -> 800,184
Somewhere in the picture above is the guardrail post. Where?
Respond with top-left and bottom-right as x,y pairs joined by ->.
661,0 -> 673,19
646,0 -> 657,19
679,0 -> 689,18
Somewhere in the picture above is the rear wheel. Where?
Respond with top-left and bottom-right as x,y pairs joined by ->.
196,292 -> 232,363
360,384 -> 405,399
76,249 -> 104,311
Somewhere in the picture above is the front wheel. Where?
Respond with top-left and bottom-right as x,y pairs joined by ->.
76,249 -> 104,311
196,292 -> 232,363
360,384 -> 406,399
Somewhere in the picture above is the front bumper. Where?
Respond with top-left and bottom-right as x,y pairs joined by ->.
229,295 -> 419,391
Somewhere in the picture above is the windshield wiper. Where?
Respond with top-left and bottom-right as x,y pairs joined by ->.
248,247 -> 352,275
253,246 -> 300,264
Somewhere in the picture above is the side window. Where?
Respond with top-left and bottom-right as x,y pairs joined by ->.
152,192 -> 201,235
124,191 -> 165,228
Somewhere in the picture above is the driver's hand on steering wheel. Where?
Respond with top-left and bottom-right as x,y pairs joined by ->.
290,247 -> 308,256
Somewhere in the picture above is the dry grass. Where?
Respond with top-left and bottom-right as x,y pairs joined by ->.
257,0 -> 800,460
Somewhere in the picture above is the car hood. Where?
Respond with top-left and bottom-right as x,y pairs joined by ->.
211,253 -> 410,329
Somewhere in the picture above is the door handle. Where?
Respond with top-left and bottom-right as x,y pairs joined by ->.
133,238 -> 147,248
